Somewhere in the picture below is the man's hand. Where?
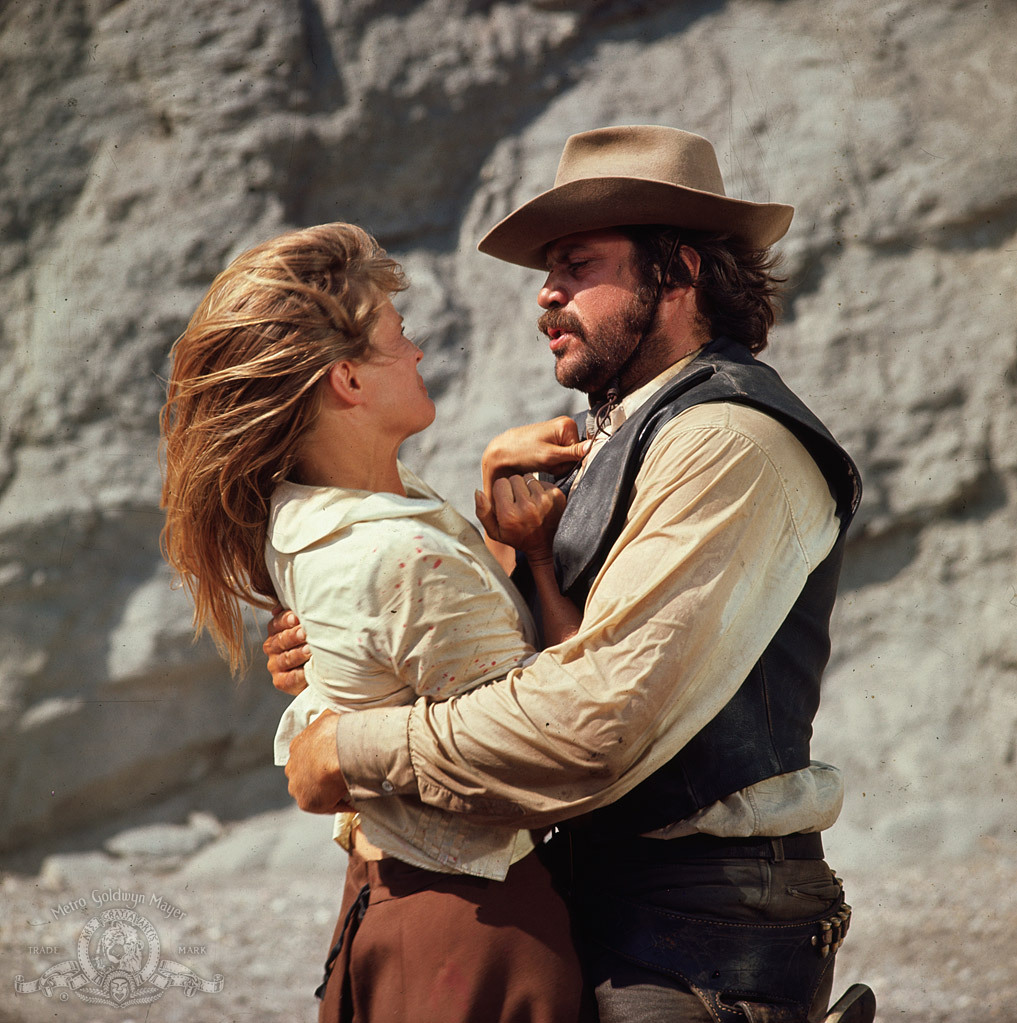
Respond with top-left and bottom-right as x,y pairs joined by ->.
481,416 -> 591,497
475,475 -> 566,565
264,607 -> 310,695
284,711 -> 354,813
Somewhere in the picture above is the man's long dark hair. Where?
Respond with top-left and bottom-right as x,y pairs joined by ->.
620,225 -> 786,354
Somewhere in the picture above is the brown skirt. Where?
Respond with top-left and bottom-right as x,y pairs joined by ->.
317,847 -> 584,1023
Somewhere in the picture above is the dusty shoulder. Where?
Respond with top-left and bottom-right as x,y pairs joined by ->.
648,401 -> 825,479
643,401 -> 839,562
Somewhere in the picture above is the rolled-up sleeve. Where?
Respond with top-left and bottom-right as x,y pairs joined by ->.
338,404 -> 840,828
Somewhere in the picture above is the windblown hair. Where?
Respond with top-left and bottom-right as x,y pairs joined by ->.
621,225 -> 786,354
160,222 -> 406,672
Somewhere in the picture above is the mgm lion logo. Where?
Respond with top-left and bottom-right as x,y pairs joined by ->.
15,907 -> 223,1007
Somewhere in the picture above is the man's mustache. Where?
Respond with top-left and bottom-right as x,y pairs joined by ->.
538,309 -> 585,339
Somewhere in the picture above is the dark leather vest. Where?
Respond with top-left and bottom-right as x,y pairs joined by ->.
551,336 -> 862,834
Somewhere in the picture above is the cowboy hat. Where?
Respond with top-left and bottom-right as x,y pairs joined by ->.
477,125 -> 794,269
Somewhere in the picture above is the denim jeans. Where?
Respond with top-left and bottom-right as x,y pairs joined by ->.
564,837 -> 845,1023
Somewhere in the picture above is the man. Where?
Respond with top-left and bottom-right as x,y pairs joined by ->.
271,126 -> 870,1023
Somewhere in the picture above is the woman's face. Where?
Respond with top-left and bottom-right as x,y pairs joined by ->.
359,299 -> 436,441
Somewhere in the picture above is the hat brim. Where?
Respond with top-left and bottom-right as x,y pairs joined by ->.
478,177 -> 794,270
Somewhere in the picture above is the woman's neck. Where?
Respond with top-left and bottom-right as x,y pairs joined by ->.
296,415 -> 406,496
297,451 -> 405,495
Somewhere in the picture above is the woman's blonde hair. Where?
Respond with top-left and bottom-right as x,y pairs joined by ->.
160,222 -> 406,672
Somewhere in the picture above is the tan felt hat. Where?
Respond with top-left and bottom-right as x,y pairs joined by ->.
478,125 -> 794,269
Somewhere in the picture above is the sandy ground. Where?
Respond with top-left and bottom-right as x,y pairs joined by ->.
2,781 -> 1015,1022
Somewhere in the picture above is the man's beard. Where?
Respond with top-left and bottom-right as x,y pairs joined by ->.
538,292 -> 656,397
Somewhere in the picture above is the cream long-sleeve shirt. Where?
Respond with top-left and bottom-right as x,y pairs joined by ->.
268,463 -> 537,878
336,363 -> 845,835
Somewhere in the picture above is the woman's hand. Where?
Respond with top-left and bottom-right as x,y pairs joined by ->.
475,475 -> 566,565
477,476 -> 582,645
481,416 -> 591,497
264,607 -> 310,695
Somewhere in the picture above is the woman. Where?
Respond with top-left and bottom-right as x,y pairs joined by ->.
160,222 -> 583,1022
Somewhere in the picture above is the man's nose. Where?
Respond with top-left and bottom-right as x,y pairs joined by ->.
538,275 -> 568,309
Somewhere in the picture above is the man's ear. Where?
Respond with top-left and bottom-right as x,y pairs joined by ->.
678,245 -> 701,286
658,246 -> 702,313
325,361 -> 364,407
657,246 -> 701,306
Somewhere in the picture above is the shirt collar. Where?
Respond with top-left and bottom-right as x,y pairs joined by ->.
268,462 -> 445,554
586,348 -> 704,440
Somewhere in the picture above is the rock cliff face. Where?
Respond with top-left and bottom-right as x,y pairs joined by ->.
1,0 -> 1015,865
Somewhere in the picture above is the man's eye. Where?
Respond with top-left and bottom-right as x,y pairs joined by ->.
568,261 -> 587,274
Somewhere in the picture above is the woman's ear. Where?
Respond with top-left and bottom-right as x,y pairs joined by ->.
325,361 -> 364,407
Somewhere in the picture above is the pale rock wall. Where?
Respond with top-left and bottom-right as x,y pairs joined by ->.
1,0 -> 1015,867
